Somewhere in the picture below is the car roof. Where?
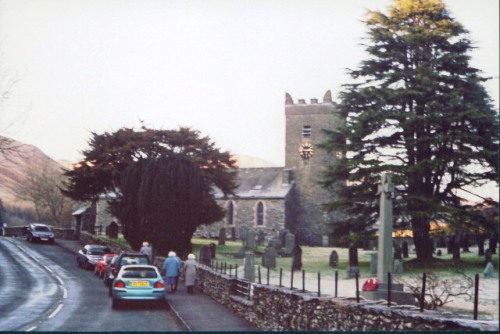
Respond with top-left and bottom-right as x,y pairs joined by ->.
31,223 -> 50,227
85,244 -> 107,248
120,264 -> 158,270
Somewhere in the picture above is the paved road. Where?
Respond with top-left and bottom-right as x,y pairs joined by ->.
0,236 -> 185,332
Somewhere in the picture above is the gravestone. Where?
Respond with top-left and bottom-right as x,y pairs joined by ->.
322,235 -> 329,247
239,227 -> 248,247
347,244 -> 359,278
436,249 -> 442,256
244,252 -> 255,282
218,228 -> 226,246
370,253 -> 378,276
484,262 -> 494,278
262,246 -> 277,269
257,229 -> 265,246
246,229 -> 256,249
394,244 -> 402,261
284,233 -> 296,255
279,229 -> 288,247
209,242 -> 217,259
231,227 -> 236,241
402,240 -> 409,258
291,245 -> 302,271
329,250 -> 339,268
199,246 -> 212,266
107,221 -> 118,239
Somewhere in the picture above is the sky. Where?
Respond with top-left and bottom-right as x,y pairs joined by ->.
0,0 -> 498,199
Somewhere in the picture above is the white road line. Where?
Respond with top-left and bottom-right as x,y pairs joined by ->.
48,304 -> 63,319
55,275 -> 64,285
26,326 -> 37,332
43,265 -> 53,273
63,288 -> 68,299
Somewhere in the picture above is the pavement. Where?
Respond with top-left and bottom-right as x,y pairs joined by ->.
55,238 -> 259,332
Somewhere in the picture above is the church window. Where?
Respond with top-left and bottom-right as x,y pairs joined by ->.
302,125 -> 311,137
227,201 -> 234,225
256,202 -> 264,226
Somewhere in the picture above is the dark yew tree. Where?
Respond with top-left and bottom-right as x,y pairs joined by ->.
321,0 -> 499,261
62,126 -> 238,255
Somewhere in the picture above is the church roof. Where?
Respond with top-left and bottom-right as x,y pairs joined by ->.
214,167 -> 292,199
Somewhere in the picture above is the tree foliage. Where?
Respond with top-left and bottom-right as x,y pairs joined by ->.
62,126 -> 238,256
321,0 -> 499,260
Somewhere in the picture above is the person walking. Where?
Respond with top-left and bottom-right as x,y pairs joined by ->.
140,241 -> 153,262
162,251 -> 180,293
182,254 -> 198,294
173,252 -> 182,292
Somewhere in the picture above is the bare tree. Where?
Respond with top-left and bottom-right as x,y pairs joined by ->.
15,157 -> 73,226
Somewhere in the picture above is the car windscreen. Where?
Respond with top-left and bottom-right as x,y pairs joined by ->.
120,256 -> 149,265
34,226 -> 50,232
88,249 -> 105,255
122,268 -> 158,279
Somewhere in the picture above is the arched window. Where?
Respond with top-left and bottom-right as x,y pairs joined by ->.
227,201 -> 234,225
256,202 -> 264,226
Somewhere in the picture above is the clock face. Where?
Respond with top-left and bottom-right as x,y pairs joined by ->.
299,142 -> 314,159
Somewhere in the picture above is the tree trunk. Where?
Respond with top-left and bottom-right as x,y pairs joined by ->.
412,218 -> 434,261
476,233 -> 485,256
452,234 -> 461,260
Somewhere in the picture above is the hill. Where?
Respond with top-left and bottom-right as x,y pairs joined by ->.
0,136 -> 64,208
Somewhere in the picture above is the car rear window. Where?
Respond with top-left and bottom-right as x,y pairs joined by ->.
88,249 -> 105,255
120,256 -> 149,265
34,226 -> 50,232
122,268 -> 158,279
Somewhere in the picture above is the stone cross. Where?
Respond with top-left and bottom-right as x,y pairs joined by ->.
377,172 -> 394,284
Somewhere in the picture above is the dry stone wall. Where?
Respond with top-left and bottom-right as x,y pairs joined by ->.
197,266 -> 498,332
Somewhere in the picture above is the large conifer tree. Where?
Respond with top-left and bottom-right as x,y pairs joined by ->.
321,0 -> 498,261
62,126 -> 237,255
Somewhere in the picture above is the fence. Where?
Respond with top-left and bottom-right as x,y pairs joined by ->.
203,260 -> 485,321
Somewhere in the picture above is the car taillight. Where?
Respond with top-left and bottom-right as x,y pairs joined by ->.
114,280 -> 126,288
154,281 -> 164,289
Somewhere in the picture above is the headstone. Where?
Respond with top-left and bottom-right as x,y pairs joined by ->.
322,235 -> 329,247
244,252 -> 255,282
329,250 -> 339,268
291,245 -> 302,271
370,253 -> 378,276
208,242 -> 217,259
107,221 -> 118,239
235,247 -> 246,258
347,244 -> 359,278
484,262 -> 494,278
393,259 -> 403,275
402,241 -> 409,258
257,229 -> 265,246
279,229 -> 288,247
231,227 -> 236,241
239,227 -> 248,247
394,244 -> 402,260
246,229 -> 256,249
436,249 -> 442,256
199,246 -> 212,265
284,233 -> 296,255
262,246 -> 277,269
218,228 -> 226,245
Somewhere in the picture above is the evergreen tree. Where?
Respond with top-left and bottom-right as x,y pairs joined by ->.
321,0 -> 499,261
62,126 -> 237,255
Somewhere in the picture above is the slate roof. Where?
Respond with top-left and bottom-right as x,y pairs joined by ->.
214,167 -> 292,199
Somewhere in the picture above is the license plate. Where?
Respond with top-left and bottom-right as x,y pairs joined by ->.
41,238 -> 48,241
130,281 -> 149,287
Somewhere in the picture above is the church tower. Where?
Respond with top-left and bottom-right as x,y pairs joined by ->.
284,90 -> 341,245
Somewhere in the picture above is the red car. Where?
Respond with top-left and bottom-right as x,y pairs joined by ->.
95,254 -> 118,279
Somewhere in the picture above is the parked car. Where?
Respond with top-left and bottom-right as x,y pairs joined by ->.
95,253 -> 118,278
108,252 -> 152,296
103,256 -> 119,288
26,223 -> 55,243
77,245 -> 112,270
111,264 -> 166,309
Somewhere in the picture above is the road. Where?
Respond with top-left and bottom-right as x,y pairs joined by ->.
0,236 -> 184,332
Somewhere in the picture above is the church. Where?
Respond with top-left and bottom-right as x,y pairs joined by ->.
195,90 -> 342,246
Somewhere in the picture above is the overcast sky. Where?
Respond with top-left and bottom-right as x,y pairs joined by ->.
0,0 -> 498,198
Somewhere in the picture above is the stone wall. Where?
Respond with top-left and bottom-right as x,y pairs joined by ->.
196,266 -> 498,332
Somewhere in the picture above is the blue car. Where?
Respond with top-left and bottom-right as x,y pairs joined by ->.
111,265 -> 167,309
26,223 -> 55,243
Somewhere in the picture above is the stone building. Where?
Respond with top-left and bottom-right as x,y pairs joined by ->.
196,91 -> 342,246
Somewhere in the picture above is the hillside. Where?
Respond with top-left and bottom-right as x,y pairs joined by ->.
0,136 -> 64,208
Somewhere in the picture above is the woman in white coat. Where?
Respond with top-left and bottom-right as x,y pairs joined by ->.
183,254 -> 198,294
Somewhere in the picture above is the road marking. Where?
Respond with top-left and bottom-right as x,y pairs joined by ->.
43,265 -> 53,273
55,275 -> 64,285
48,304 -> 63,319
63,287 -> 68,299
26,326 -> 37,332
